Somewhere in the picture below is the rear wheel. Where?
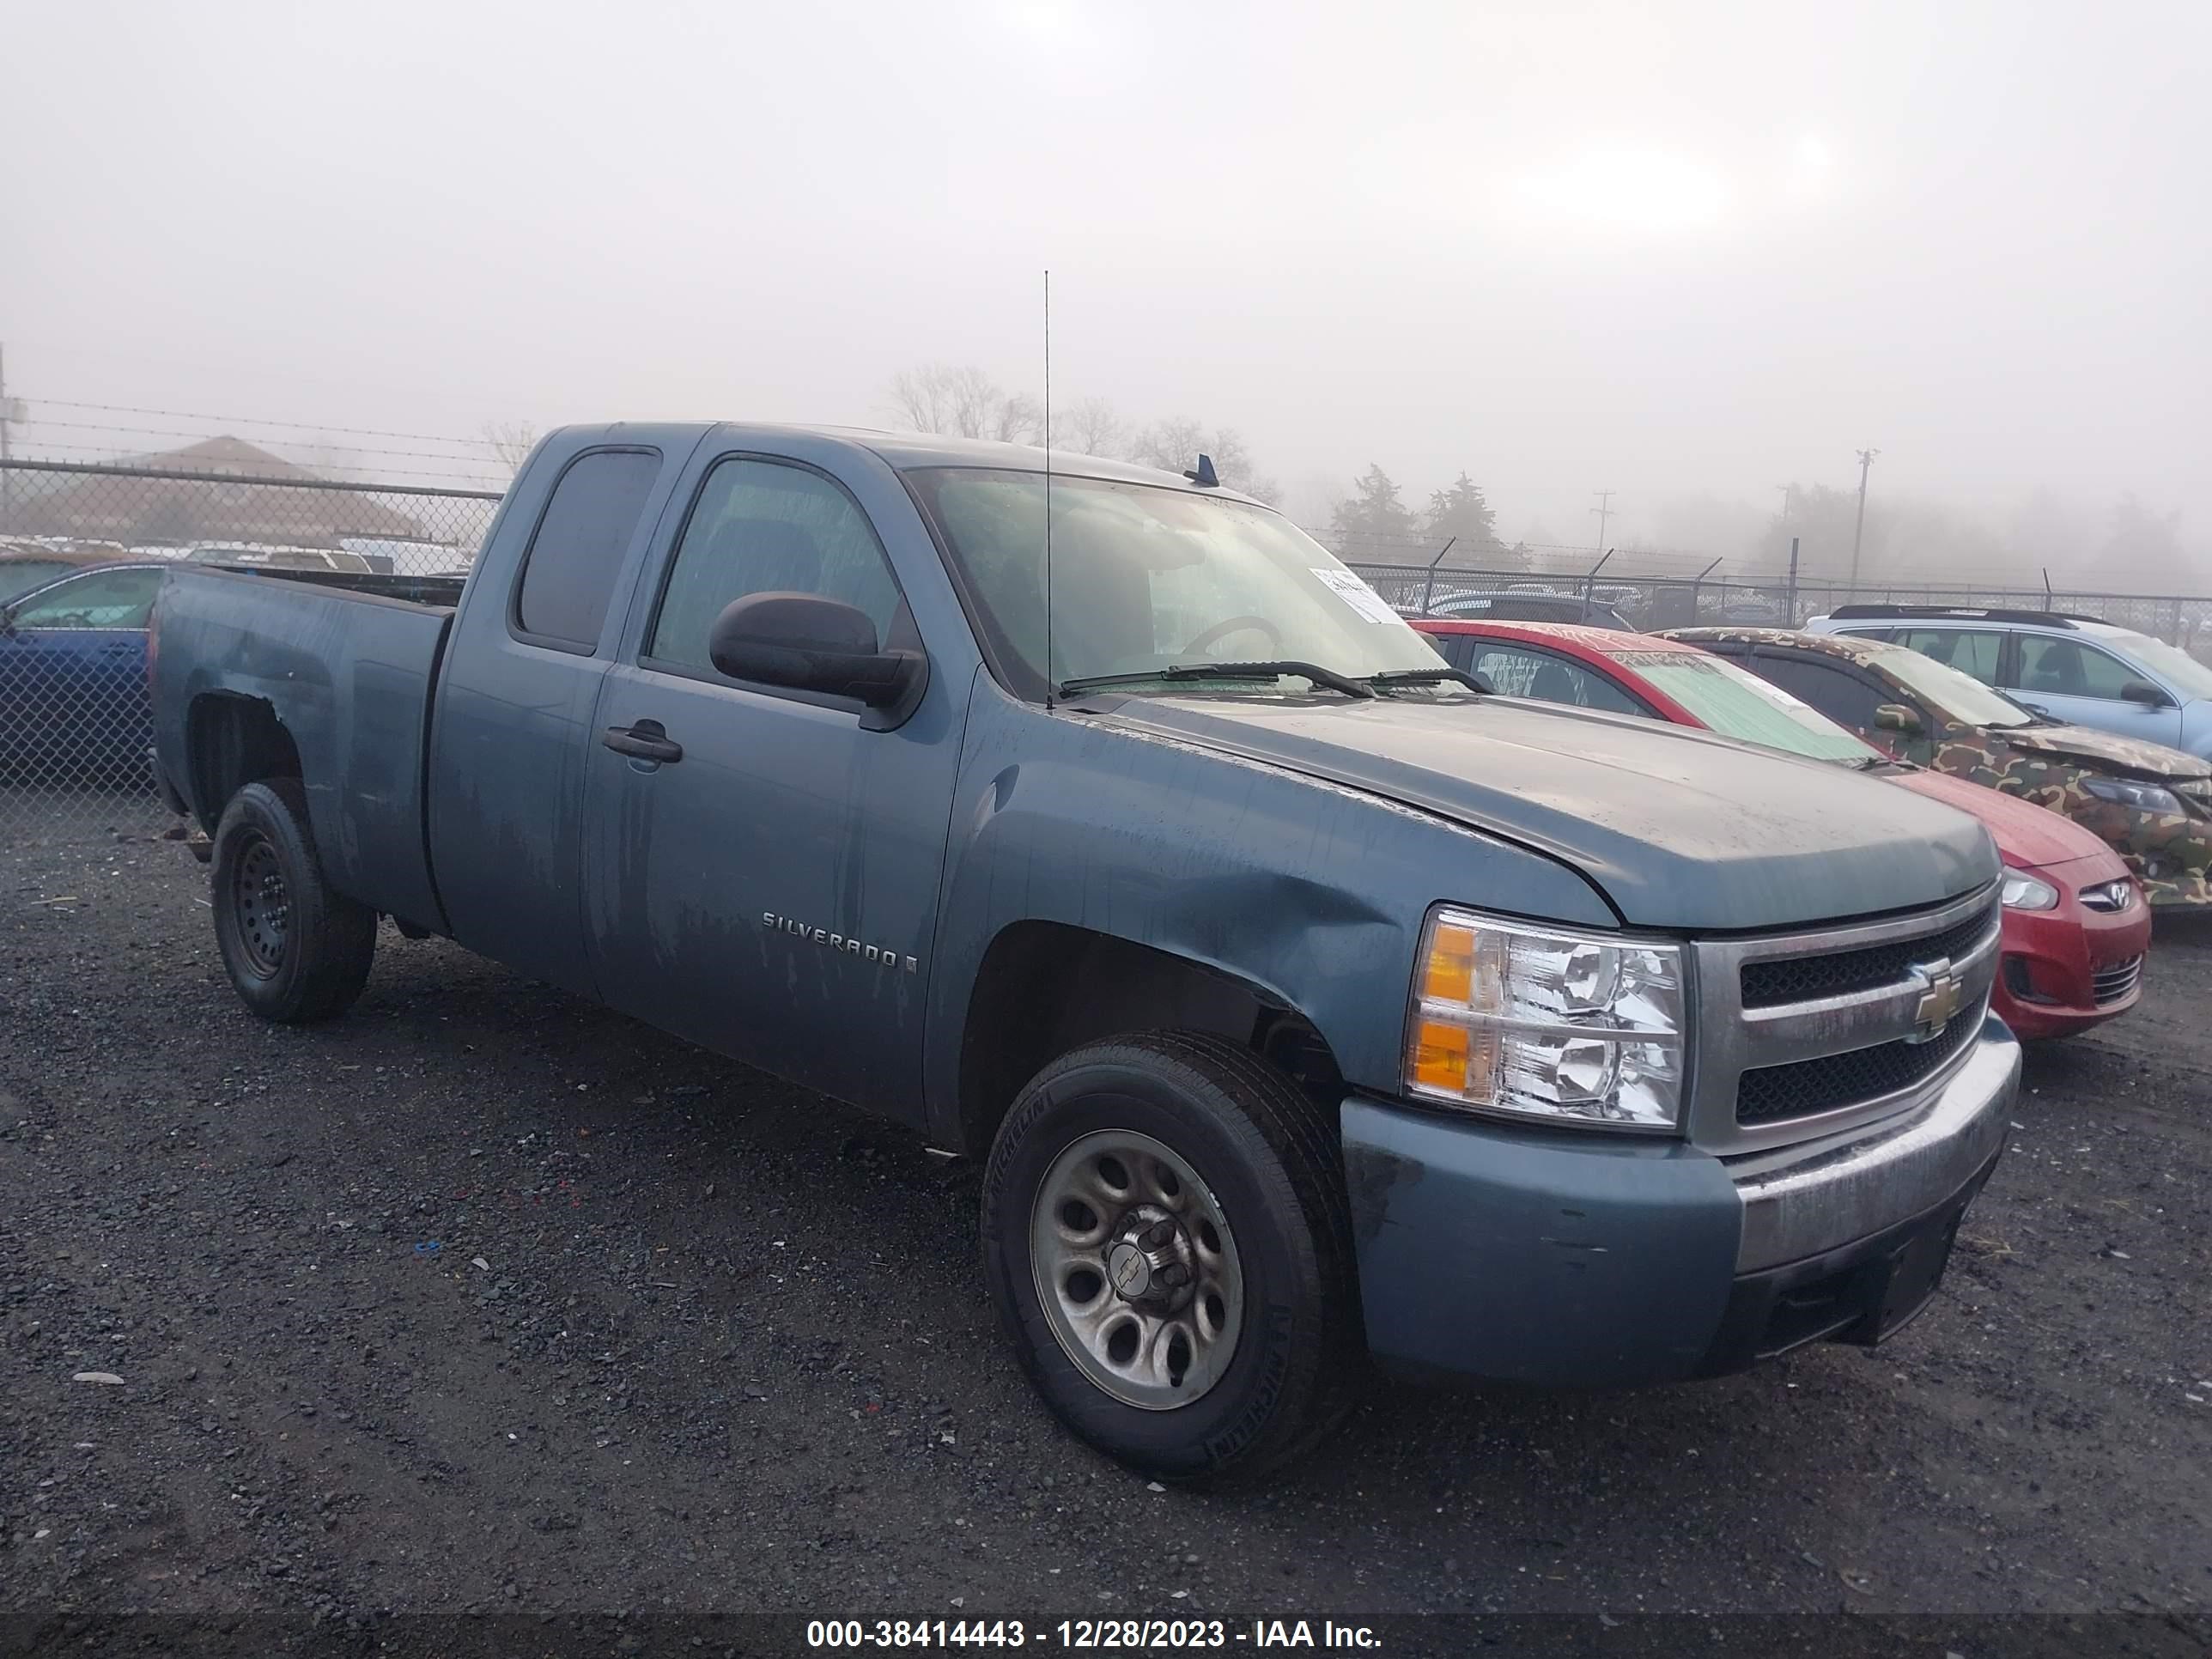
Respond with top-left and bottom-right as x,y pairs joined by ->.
210,779 -> 376,1023
981,1031 -> 1360,1484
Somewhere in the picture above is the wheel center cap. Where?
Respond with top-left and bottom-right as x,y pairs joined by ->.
1103,1203 -> 1197,1313
1107,1241 -> 1152,1298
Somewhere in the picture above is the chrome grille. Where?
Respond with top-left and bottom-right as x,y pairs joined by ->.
2092,955 -> 2143,1006
1741,907 -> 1996,1008
1687,887 -> 2001,1155
1736,1002 -> 1984,1124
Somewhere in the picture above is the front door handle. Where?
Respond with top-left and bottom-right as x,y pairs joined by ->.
602,721 -> 683,764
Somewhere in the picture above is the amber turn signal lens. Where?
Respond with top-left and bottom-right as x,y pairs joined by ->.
1422,922 -> 1476,1006
1411,1018 -> 1471,1093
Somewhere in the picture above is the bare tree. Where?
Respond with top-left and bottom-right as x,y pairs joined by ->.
887,363 -> 1036,441
993,391 -> 1044,446
1129,419 -> 1279,502
482,421 -> 539,477
884,368 -> 1278,497
1059,396 -> 1124,458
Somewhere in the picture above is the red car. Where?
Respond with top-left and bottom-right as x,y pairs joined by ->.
1414,618 -> 2150,1039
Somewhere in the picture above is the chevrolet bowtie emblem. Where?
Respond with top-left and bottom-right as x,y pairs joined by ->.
1908,957 -> 1964,1042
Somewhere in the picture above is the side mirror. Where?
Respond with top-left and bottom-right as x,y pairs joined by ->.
707,592 -> 925,728
2121,678 -> 2172,708
1874,702 -> 1923,735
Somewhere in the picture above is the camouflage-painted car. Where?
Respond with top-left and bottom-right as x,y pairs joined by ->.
1659,626 -> 2212,908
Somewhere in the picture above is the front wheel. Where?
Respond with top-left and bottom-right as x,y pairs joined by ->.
981,1031 -> 1360,1484
210,778 -> 377,1023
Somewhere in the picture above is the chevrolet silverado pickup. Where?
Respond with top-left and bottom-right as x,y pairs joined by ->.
151,423 -> 2019,1481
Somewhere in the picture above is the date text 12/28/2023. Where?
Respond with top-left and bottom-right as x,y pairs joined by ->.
805,1620 -> 1382,1649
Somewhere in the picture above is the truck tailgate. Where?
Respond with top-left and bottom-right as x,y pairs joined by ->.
153,568 -> 455,931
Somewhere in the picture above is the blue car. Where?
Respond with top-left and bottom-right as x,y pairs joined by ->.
0,562 -> 166,785
1810,604 -> 2212,763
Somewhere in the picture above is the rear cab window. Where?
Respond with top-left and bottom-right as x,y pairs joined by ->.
511,450 -> 664,653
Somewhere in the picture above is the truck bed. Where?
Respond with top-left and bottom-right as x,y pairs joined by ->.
151,565 -> 459,931
189,565 -> 471,607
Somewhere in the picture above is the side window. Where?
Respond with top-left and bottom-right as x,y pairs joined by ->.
12,568 -> 159,629
1896,628 -> 2000,684
1753,654 -> 1893,732
1425,633 -> 1475,672
1468,645 -> 1645,714
513,450 -> 662,651
2014,635 -> 2136,700
649,458 -> 904,678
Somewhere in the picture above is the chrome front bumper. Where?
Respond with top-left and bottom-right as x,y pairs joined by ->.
1729,1014 -> 2019,1273
1339,1015 -> 2019,1388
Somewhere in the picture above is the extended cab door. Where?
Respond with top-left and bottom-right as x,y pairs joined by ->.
427,434 -> 698,995
578,436 -> 965,1121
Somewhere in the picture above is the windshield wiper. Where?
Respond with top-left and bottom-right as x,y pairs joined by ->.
1057,661 -> 1376,701
1360,667 -> 1492,694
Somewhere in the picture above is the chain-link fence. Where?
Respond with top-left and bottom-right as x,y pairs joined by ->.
7,452 -> 2210,854
0,458 -> 501,847
1348,557 -> 2212,650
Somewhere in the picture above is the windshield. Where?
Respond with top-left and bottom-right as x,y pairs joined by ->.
1614,651 -> 1881,763
2105,629 -> 2212,701
905,468 -> 1444,698
1866,641 -> 2039,727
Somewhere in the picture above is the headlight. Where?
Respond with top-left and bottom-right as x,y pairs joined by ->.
2000,870 -> 2059,911
2081,775 -> 2184,814
1407,907 -> 1686,1128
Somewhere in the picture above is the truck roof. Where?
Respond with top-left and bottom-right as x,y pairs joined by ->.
574,422 -> 1267,504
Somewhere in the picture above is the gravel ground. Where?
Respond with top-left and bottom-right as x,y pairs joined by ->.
2,797 -> 2209,1648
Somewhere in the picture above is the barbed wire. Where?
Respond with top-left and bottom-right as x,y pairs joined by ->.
10,419 -> 520,472
14,398 -> 508,452
1,440 -> 511,487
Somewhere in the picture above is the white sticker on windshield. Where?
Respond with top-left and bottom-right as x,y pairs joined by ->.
1310,567 -> 1401,625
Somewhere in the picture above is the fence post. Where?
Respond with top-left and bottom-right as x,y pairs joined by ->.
1418,537 -> 1456,617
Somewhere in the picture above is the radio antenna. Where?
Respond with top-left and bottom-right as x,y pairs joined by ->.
1042,268 -> 1055,710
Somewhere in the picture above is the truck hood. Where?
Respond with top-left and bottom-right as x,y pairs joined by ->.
1991,720 -> 2212,782
1104,694 -> 1998,932
1885,767 -> 2117,871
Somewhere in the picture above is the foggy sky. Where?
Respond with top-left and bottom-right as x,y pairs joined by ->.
3,0 -> 2206,566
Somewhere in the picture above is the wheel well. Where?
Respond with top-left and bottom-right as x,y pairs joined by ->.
185,695 -> 301,831
957,921 -> 1344,1156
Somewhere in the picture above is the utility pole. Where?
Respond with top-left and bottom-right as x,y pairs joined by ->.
1848,447 -> 1879,586
1590,489 -> 1615,558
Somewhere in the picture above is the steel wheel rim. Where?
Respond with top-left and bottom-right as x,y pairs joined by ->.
232,836 -> 290,977
1030,1127 -> 1244,1411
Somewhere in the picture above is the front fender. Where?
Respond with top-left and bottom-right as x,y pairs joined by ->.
921,679 -> 1619,1140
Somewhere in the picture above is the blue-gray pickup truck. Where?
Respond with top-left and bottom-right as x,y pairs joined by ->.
151,423 -> 2018,1481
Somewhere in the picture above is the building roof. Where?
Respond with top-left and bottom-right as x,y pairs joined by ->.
11,436 -> 428,548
